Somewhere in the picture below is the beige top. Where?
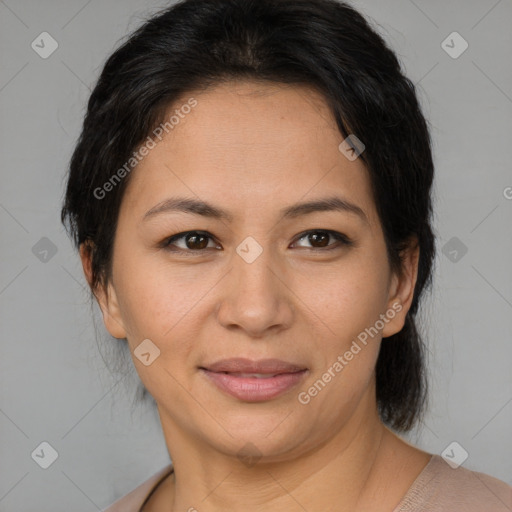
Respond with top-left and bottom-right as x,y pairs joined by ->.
103,454 -> 512,511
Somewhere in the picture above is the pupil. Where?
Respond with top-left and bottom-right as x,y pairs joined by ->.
183,232 -> 331,250
187,233 -> 208,249
310,231 -> 329,247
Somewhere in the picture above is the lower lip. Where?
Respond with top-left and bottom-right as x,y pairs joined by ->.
200,369 -> 308,402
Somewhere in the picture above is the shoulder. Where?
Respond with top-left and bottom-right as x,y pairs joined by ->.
393,454 -> 512,512
103,464 -> 174,512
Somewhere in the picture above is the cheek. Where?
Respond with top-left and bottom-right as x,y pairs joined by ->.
113,251 -> 221,370
294,267 -> 387,421
114,243 -> 197,329
296,251 -> 390,399
304,254 -> 390,342
114,271 -> 200,396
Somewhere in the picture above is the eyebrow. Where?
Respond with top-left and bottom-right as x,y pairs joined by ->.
142,196 -> 368,224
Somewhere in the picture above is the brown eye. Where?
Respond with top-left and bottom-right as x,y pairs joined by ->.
162,229 -> 353,255
184,232 -> 209,250
162,231 -> 218,252
293,230 -> 353,250
308,231 -> 330,247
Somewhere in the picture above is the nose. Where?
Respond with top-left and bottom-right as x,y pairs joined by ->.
215,244 -> 294,338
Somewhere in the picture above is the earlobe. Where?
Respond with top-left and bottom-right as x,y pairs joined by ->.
382,238 -> 420,338
79,241 -> 94,288
79,242 -> 128,339
97,285 -> 128,340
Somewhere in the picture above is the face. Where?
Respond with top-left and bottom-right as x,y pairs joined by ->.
83,80 -> 418,462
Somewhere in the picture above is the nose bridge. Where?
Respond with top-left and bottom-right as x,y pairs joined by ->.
233,235 -> 280,302
236,237 -> 276,287
216,235 -> 293,335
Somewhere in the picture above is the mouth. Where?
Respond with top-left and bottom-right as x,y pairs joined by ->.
199,358 -> 308,402
209,372 -> 292,378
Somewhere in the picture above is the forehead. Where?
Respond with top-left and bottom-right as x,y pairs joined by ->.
180,80 -> 338,147
120,80 -> 377,227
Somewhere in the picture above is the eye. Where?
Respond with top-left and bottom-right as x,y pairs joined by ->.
162,231 -> 220,253
292,230 -> 353,250
160,229 -> 353,255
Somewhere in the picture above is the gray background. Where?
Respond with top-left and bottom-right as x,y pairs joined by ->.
1,0 -> 511,510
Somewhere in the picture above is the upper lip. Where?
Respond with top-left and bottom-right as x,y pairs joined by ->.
200,358 -> 307,374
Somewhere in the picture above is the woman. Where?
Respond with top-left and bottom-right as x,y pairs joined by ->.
60,0 -> 511,510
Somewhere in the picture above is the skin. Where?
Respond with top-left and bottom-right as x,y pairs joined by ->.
80,80 -> 431,512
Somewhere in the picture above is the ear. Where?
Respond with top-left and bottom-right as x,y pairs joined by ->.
381,236 -> 420,338
79,242 -> 128,339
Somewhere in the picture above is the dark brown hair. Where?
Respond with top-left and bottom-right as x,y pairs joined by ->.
61,0 -> 436,431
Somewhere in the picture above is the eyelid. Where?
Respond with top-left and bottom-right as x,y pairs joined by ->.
291,229 -> 353,249
161,229 -> 353,253
162,230 -> 220,251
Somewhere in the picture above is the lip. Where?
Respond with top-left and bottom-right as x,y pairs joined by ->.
201,357 -> 306,374
199,358 -> 308,402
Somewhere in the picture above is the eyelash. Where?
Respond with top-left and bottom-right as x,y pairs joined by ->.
160,229 -> 353,255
